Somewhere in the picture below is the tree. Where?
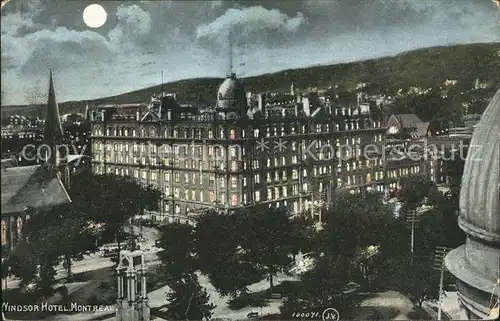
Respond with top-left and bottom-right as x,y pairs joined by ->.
7,172 -> 162,292
398,174 -> 437,213
4,241 -> 38,289
157,223 -> 197,278
317,191 -> 394,278
70,173 -> 162,251
235,206 -> 294,289
280,254 -> 355,318
400,256 -> 439,307
287,214 -> 317,260
194,210 -> 263,297
165,273 -> 216,321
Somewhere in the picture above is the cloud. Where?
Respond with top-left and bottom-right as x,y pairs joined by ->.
196,6 -> 306,42
1,0 -> 498,105
108,4 -> 152,51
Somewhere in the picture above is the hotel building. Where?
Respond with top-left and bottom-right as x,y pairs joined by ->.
91,74 -> 389,224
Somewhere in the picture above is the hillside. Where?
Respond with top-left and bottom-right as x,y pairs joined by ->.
2,42 -> 499,117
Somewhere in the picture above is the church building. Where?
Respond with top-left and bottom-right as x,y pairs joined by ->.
1,71 -> 72,251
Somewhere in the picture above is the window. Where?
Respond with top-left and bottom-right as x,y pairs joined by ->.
232,194 -> 239,206
255,191 -> 260,202
209,191 -> 215,202
151,173 -> 157,181
254,174 -> 260,184
174,188 -> 180,198
231,176 -> 237,188
230,129 -> 236,139
174,172 -> 180,183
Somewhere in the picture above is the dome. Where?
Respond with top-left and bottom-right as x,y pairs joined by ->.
217,74 -> 247,110
445,88 -> 500,320
459,88 -> 500,238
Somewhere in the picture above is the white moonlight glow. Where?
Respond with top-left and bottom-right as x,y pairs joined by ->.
83,4 -> 107,28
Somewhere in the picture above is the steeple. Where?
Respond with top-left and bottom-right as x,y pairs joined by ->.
43,70 -> 70,189
44,69 -> 64,142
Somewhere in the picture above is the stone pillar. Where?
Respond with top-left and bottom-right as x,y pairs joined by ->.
117,271 -> 122,299
142,270 -> 147,299
130,272 -> 135,302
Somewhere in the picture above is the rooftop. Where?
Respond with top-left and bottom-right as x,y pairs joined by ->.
1,165 -> 71,215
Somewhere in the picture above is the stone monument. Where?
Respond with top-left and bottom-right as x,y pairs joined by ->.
116,248 -> 150,321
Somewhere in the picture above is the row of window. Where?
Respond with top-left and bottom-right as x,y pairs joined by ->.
387,166 -> 420,178
93,120 -> 384,140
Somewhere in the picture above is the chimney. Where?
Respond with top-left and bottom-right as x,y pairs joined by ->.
258,94 -> 266,113
302,96 -> 311,116
84,104 -> 90,121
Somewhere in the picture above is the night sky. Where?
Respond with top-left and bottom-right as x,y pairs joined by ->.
1,0 -> 499,105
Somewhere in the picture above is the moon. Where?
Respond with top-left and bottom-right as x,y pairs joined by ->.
83,4 -> 107,28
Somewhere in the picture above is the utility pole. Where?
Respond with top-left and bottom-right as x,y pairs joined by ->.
433,246 -> 450,321
406,210 -> 419,264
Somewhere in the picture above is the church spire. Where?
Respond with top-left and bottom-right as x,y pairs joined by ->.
44,69 -> 64,141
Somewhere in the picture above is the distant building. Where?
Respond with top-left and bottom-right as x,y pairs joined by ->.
385,113 -> 431,192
